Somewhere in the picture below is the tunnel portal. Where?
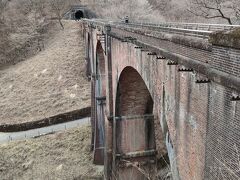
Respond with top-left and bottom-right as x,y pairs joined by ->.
75,10 -> 84,20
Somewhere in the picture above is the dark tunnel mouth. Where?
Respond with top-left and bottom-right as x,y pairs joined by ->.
75,10 -> 84,19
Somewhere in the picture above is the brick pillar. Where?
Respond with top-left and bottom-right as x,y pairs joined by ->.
90,78 -> 96,151
105,24 -> 113,180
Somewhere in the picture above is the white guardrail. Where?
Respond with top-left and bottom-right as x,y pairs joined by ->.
84,19 -> 240,39
0,117 -> 91,144
127,21 -> 240,31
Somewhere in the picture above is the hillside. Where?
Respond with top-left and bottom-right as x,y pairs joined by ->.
0,20 -> 90,125
0,125 -> 103,180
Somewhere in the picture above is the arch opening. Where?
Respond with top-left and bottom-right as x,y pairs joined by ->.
75,10 -> 84,19
93,41 -> 106,165
86,33 -> 91,78
114,67 -> 175,179
115,67 -> 155,153
116,67 -> 153,117
114,67 -> 155,179
96,41 -> 106,97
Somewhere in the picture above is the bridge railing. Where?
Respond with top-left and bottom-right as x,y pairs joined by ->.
82,19 -> 240,39
115,23 -> 211,39
83,19 -> 211,39
83,19 -> 240,31
123,21 -> 240,31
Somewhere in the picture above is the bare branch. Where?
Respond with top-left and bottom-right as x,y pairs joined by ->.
49,0 -> 68,29
188,0 -> 236,24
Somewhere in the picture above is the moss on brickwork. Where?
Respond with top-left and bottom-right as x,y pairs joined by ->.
209,28 -> 240,49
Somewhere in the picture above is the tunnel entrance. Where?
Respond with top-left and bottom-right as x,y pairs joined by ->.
75,10 -> 84,20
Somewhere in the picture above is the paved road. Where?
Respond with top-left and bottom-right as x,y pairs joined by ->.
0,117 -> 90,144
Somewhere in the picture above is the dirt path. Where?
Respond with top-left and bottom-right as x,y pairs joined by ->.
0,125 -> 103,180
0,20 -> 90,125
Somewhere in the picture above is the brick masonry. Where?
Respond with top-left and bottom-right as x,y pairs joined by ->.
211,46 -> 240,77
84,21 -> 240,180
205,83 -> 240,180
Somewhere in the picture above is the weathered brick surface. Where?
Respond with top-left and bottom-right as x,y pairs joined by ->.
109,38 -> 212,179
85,21 -> 240,180
114,67 -> 154,154
205,83 -> 240,180
211,46 -> 240,77
111,27 -> 211,64
116,67 -> 152,116
173,72 -> 209,180
91,33 -> 108,165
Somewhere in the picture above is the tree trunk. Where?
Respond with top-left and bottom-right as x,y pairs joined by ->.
58,18 -> 64,30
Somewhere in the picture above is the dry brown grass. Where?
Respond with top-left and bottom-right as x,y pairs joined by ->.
0,20 -> 90,125
0,125 -> 103,180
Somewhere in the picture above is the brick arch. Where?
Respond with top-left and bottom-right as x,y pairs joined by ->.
115,66 -> 153,117
93,41 -> 106,165
96,41 -> 106,96
114,67 -> 176,179
86,33 -> 91,78
114,66 -> 156,179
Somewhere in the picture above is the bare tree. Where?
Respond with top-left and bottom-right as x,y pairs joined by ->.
0,0 -> 10,64
148,0 -> 172,12
0,0 -> 8,21
188,0 -> 240,24
99,0 -> 164,23
50,0 -> 68,29
14,0 -> 48,51
232,0 -> 240,22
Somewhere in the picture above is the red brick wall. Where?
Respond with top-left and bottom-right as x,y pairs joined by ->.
204,83 -> 240,180
174,72 -> 208,180
211,46 -> 240,77
110,38 -> 209,179
86,24 -> 240,180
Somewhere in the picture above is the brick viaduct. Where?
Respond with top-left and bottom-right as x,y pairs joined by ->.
83,19 -> 240,180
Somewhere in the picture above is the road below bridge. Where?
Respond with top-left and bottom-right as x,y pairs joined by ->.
0,117 -> 90,144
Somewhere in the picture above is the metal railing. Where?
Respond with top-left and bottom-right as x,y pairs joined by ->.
83,19 -> 240,39
124,21 -> 240,31
115,23 -> 211,38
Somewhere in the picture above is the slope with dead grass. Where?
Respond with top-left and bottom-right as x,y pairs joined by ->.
0,20 -> 90,125
0,125 -> 103,180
